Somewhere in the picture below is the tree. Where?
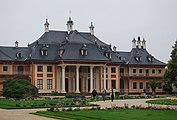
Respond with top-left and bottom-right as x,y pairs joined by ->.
2,78 -> 38,99
164,40 -> 177,92
148,80 -> 158,96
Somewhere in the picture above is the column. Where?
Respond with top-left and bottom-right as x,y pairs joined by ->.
61,65 -> 66,93
89,66 -> 94,93
129,80 -> 131,92
75,65 -> 80,93
103,66 -> 106,90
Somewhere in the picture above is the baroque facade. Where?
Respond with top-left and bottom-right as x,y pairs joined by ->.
0,18 -> 166,94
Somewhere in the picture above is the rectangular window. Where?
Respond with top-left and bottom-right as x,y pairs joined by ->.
133,82 -> 137,89
158,82 -> 162,89
111,67 -> 116,73
120,67 -> 124,73
47,66 -> 52,72
152,69 -> 155,74
106,68 -> 108,73
3,66 -> 8,71
111,80 -> 116,89
139,82 -> 143,89
146,69 -> 149,74
70,78 -> 74,91
106,80 -> 108,89
139,69 -> 143,74
158,69 -> 162,74
38,66 -> 43,72
17,66 -> 24,72
133,69 -> 136,74
37,79 -> 43,89
47,79 -> 52,89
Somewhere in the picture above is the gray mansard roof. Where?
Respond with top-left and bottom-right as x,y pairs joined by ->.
115,48 -> 166,66
0,30 -> 123,63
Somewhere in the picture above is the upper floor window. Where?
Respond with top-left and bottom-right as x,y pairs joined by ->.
17,66 -> 24,72
111,67 -> 116,73
3,66 -> 8,71
120,67 -> 124,73
152,69 -> 155,74
158,69 -> 162,74
38,66 -> 43,72
47,66 -> 52,72
139,69 -> 143,74
146,69 -> 149,74
133,69 -> 136,74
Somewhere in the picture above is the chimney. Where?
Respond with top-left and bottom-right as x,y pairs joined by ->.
15,41 -> 19,47
142,38 -> 146,49
132,38 -> 136,48
113,46 -> 117,52
44,18 -> 49,32
66,17 -> 74,34
137,36 -> 141,48
89,22 -> 95,35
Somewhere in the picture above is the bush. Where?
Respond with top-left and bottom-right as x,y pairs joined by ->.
51,91 -> 60,96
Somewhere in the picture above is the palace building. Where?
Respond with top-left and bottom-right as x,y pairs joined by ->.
0,18 -> 166,94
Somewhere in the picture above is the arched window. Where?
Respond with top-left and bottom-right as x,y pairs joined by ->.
147,54 -> 154,62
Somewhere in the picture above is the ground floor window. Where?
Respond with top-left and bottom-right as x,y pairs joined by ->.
37,79 -> 43,89
133,82 -> 137,89
158,82 -> 162,89
47,79 -> 52,89
111,80 -> 116,89
139,82 -> 143,89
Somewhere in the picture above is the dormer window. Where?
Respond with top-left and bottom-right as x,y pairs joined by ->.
58,46 -> 65,57
41,49 -> 47,56
16,53 -> 22,58
105,52 -> 111,59
147,54 -> 154,62
80,44 -> 88,56
135,56 -> 141,62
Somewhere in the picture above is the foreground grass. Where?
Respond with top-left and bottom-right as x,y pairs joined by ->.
33,109 -> 177,120
0,98 -> 95,109
146,99 -> 177,105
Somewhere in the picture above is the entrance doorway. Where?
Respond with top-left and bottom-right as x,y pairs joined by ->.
88,79 -> 90,92
120,78 -> 124,94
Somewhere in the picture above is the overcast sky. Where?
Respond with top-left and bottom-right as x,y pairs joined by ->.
0,0 -> 177,63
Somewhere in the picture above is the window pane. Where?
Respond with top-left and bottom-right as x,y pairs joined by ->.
38,66 -> 43,72
133,69 -> 136,74
37,79 -> 43,89
139,82 -> 143,89
47,79 -> 52,89
111,68 -> 116,73
3,66 -> 8,71
133,82 -> 137,89
47,66 -> 52,72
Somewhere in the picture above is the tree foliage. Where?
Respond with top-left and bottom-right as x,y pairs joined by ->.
148,80 -> 158,96
2,78 -> 38,99
164,40 -> 177,92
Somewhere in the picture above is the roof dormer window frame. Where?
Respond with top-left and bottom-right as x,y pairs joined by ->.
105,52 -> 111,59
58,48 -> 65,57
135,56 -> 141,62
80,49 -> 88,56
41,49 -> 48,56
147,55 -> 154,62
16,52 -> 22,58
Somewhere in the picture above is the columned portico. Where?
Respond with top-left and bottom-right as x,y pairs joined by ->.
103,66 -> 106,89
75,65 -> 80,93
89,66 -> 94,93
61,65 -> 66,93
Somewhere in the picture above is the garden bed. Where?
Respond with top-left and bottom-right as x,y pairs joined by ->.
146,98 -> 177,105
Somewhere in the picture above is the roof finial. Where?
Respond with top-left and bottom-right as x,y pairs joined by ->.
66,10 -> 74,34
89,19 -> 95,35
44,17 -> 49,32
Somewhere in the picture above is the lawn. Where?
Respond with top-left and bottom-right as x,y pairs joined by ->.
0,98 -> 96,109
33,109 -> 177,120
146,99 -> 177,105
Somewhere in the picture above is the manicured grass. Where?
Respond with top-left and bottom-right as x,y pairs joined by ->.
0,98 -> 95,109
33,109 -> 177,120
146,99 -> 177,105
